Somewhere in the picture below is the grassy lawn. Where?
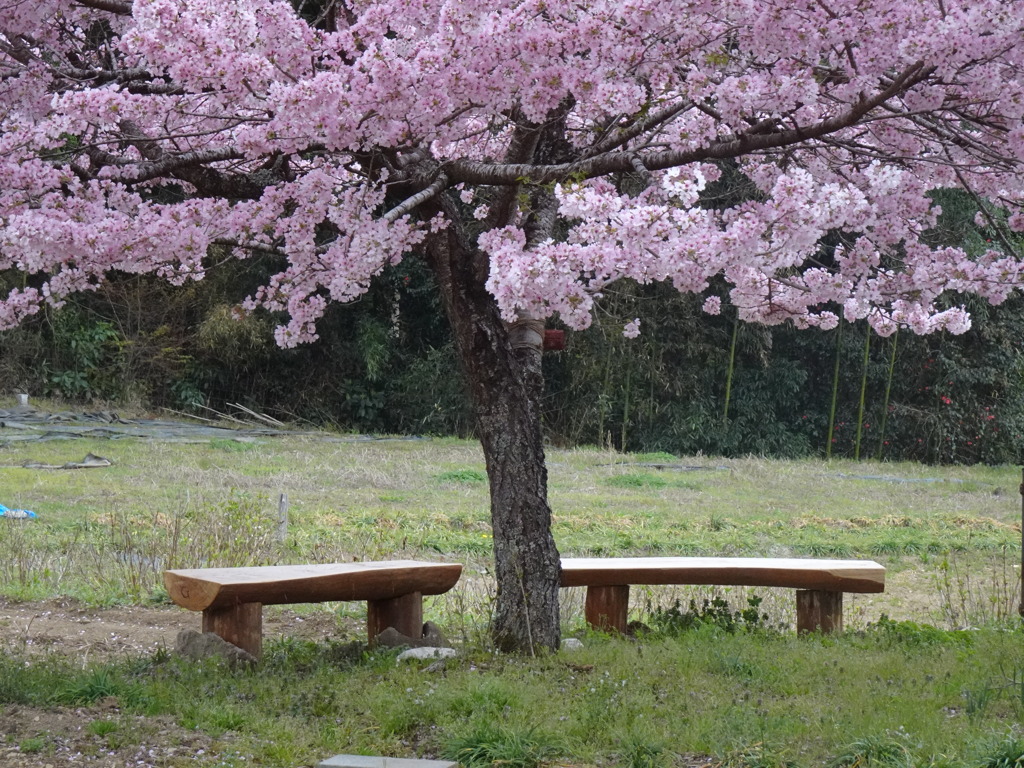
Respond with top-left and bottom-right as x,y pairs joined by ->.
1,417 -> 1022,767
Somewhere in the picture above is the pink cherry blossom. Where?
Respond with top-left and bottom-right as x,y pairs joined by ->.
1,0 -> 1023,341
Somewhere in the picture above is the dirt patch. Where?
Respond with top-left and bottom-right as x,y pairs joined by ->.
0,597 -> 356,660
0,703 -> 228,768
0,598 -> 361,767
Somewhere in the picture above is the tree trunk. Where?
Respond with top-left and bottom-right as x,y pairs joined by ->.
424,201 -> 562,654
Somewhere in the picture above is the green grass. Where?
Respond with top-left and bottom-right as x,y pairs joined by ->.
2,416 -> 1023,765
605,472 -> 671,489
0,431 -> 1020,623
17,736 -> 47,754
3,626 -> 1024,767
436,468 -> 487,484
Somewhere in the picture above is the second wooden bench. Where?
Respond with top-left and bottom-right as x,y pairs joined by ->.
560,556 -> 885,634
164,560 -> 463,658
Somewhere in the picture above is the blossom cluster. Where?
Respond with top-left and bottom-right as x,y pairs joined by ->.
1,0 -> 1023,342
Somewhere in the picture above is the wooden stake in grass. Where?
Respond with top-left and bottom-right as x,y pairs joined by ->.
854,326 -> 871,461
276,493 -> 289,544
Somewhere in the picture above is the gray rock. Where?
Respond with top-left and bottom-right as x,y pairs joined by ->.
396,647 -> 458,662
561,638 -> 584,651
374,621 -> 449,649
317,756 -> 458,768
175,629 -> 257,667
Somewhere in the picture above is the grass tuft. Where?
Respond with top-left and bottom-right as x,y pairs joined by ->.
52,667 -> 141,707
718,742 -> 798,768
436,468 -> 487,484
18,736 -> 47,754
442,722 -> 562,768
605,472 -> 669,489
977,734 -> 1024,768
828,733 -> 914,768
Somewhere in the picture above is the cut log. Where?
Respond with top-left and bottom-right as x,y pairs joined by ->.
163,560 -> 463,658
796,590 -> 843,634
584,585 -> 629,633
164,561 -> 463,611
367,592 -> 424,639
202,602 -> 263,658
561,557 -> 884,636
561,557 -> 884,593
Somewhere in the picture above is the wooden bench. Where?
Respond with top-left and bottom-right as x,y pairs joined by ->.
163,560 -> 463,658
560,557 -> 885,634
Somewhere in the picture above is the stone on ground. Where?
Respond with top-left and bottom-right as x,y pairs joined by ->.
317,755 -> 458,768
175,629 -> 257,667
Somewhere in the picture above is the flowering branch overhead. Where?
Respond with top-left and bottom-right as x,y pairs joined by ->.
1,0 -> 1023,343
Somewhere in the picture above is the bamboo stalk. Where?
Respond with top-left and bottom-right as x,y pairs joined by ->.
598,346 -> 612,447
826,319 -> 844,459
854,326 -> 871,461
620,363 -> 632,453
875,329 -> 899,460
723,311 -> 739,423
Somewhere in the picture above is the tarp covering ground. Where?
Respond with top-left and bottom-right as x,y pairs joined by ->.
0,406 -> 423,445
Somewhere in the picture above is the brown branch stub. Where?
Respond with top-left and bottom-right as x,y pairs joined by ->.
628,153 -> 651,188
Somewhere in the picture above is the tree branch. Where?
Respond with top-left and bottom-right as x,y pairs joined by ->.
448,62 -> 934,186
582,99 -> 694,158
74,0 -> 133,14
487,115 -> 543,228
383,172 -> 449,222
627,154 -> 651,188
950,162 -> 1021,258
106,121 -> 273,199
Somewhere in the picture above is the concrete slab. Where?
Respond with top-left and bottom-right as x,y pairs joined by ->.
317,756 -> 458,768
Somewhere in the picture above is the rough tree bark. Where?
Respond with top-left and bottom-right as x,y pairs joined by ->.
423,194 -> 562,653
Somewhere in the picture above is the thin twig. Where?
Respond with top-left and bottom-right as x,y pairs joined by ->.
193,403 -> 248,425
159,407 -> 217,424
229,402 -> 286,427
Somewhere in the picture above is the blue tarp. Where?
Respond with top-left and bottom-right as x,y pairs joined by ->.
0,503 -> 36,519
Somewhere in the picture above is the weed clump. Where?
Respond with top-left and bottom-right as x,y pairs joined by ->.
977,733 -> 1024,768
828,732 -> 914,767
442,723 -> 561,768
651,595 -> 774,635
865,615 -> 973,648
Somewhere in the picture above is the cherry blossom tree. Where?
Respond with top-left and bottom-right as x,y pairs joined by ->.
2,0 -> 1024,652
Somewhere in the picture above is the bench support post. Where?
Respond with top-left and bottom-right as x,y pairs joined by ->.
796,590 -> 842,634
367,591 -> 423,641
202,602 -> 263,658
585,585 -> 630,633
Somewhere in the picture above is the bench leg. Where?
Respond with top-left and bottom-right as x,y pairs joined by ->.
202,602 -> 263,658
796,590 -> 842,634
367,591 -> 423,641
585,585 -> 630,633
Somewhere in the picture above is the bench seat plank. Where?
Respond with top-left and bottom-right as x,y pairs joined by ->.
164,560 -> 463,611
560,557 -> 884,593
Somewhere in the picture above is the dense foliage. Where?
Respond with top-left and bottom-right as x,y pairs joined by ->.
3,262 -> 1022,466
